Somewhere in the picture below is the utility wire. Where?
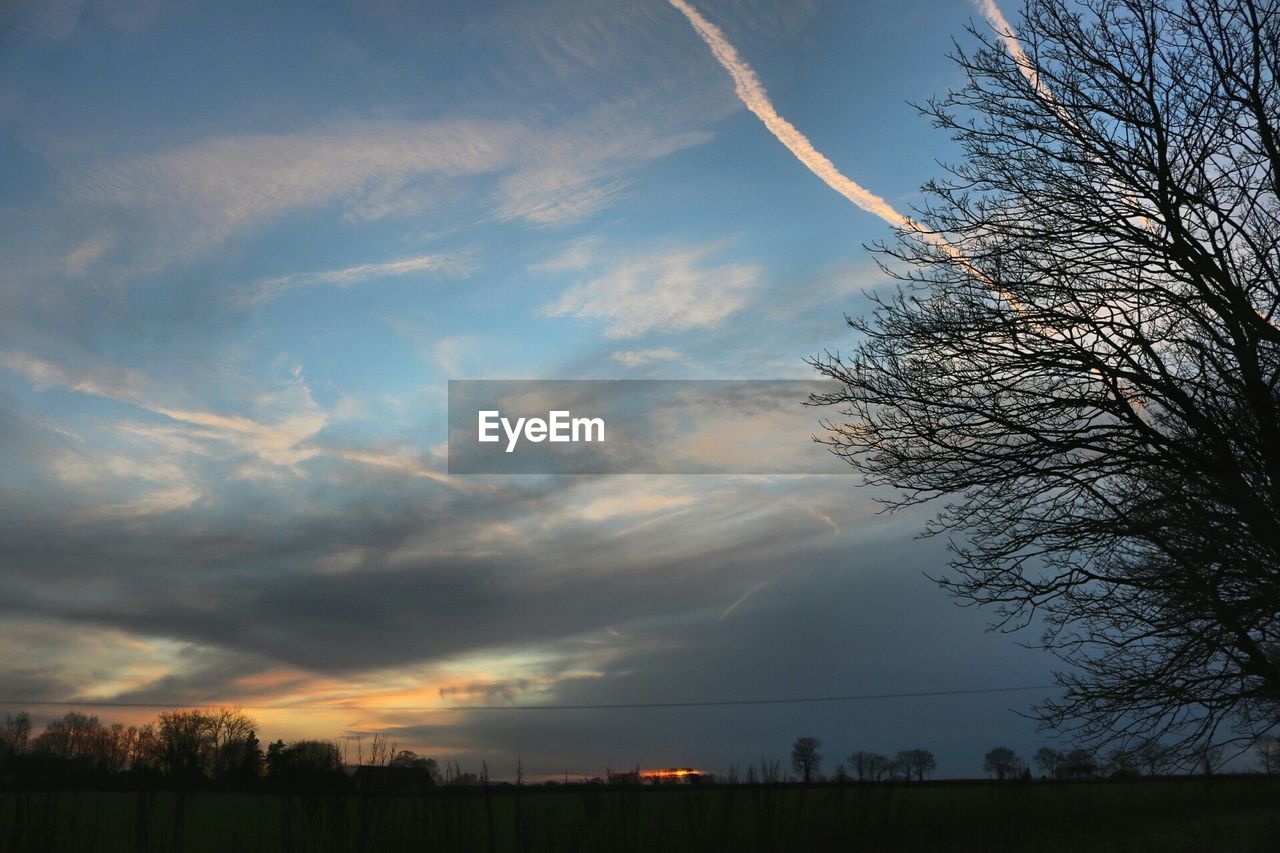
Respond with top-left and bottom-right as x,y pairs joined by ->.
0,684 -> 1059,713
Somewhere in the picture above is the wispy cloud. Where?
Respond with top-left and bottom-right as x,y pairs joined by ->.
72,119 -> 518,274
1,351 -> 327,472
668,0 -> 908,229
54,101 -> 715,280
544,243 -> 759,338
239,254 -> 467,306
62,233 -> 116,277
611,348 -> 682,368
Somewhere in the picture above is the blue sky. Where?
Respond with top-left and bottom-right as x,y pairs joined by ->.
0,0 -> 1060,778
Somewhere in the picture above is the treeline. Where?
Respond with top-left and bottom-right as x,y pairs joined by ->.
784,736 -> 1280,783
6,710 -> 1279,793
0,709 -> 440,791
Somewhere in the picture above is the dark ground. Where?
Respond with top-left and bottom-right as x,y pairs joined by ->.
3,776 -> 1278,852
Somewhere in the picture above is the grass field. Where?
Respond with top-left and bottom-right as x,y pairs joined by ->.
3,777 -> 1278,852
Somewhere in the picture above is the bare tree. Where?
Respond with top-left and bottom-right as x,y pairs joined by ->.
1194,742 -> 1225,776
896,749 -> 936,781
791,736 -> 822,783
849,750 -> 891,782
33,712 -> 105,763
1105,746 -> 1142,778
1134,738 -> 1173,776
367,732 -> 395,767
1255,734 -> 1280,773
154,710 -> 215,782
1033,747 -> 1063,779
1059,748 -> 1099,780
0,712 -> 31,761
984,746 -> 1023,780
813,0 -> 1280,761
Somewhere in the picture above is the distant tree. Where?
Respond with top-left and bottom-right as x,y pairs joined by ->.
1058,748 -> 1098,780
849,750 -> 891,782
446,768 -> 480,787
33,712 -> 106,764
266,739 -> 286,775
791,737 -> 822,783
897,749 -> 936,782
1256,736 -> 1280,774
812,0 -> 1280,761
983,746 -> 1022,781
0,712 -> 31,762
129,724 -> 160,774
367,732 -> 395,766
747,758 -> 783,784
100,723 -> 132,774
388,748 -> 441,781
1105,747 -> 1142,778
204,709 -> 260,782
154,710 -> 215,783
1033,747 -> 1063,779
606,766 -> 642,786
1135,739 -> 1171,777
1194,743 -> 1225,777
267,739 -> 345,788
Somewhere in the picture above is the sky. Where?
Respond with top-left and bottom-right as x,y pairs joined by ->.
0,0 -> 1062,779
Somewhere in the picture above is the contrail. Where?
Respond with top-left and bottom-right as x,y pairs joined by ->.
667,0 -> 908,230
668,0 -> 1024,308
974,0 -> 1059,106
975,3 -> 1165,247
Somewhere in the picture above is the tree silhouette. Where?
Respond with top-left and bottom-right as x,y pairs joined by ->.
984,746 -> 1022,781
155,710 -> 215,783
848,750 -> 891,782
1059,748 -> 1099,780
813,0 -> 1280,760
1,712 -> 31,762
896,749 -> 936,782
791,737 -> 822,783
1033,747 -> 1063,780
1255,735 -> 1280,774
266,739 -> 345,788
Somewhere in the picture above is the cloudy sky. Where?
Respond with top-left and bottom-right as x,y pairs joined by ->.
0,0 -> 1059,778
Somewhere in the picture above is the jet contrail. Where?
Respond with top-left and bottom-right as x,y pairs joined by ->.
974,0 -> 1059,106
668,0 -> 1026,309
667,0 -> 908,230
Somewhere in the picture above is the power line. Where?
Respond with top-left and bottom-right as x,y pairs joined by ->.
0,684 -> 1059,713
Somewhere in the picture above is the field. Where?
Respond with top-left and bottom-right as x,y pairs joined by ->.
3,777 -> 1278,852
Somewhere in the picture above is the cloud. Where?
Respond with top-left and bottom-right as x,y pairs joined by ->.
529,239 -> 601,274
1,350 -> 328,472
50,99 -> 715,279
545,243 -> 759,338
62,233 -> 116,277
239,253 -> 467,306
611,348 -> 682,368
490,97 -> 713,226
0,0 -> 168,41
69,119 -> 517,272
